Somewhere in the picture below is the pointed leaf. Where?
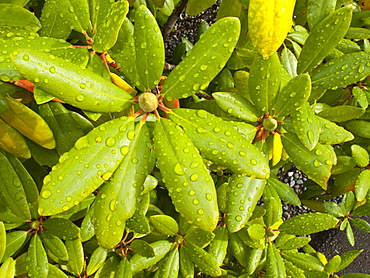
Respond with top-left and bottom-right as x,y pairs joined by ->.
163,17 -> 240,101
323,201 -> 345,217
27,235 -> 48,278
266,243 -> 286,278
281,132 -> 333,189
0,119 -> 30,159
130,240 -> 173,274
351,145 -> 369,167
346,222 -> 355,246
11,49 -> 132,113
130,240 -> 155,258
93,0 -> 129,53
226,174 -> 266,233
316,105 -> 365,122
352,218 -> 370,233
353,86 -> 369,108
65,238 -> 84,275
94,255 -> 120,277
292,102 -> 320,151
179,246 -> 194,277
281,47 -> 298,78
126,193 -> 151,234
0,4 -> 41,32
154,247 -> 179,278
169,109 -> 270,178
38,117 -> 134,216
154,118 -> 219,231
40,230 -> 68,261
134,5 -> 164,90
0,257 -> 15,278
318,116 -> 354,144
213,92 -> 258,122
1,231 -> 27,263
86,246 -> 108,276
150,215 -> 179,236
283,251 -> 324,271
297,6 -> 353,74
267,178 -> 301,206
248,53 -> 281,114
43,218 -> 80,240
186,0 -> 217,15
279,212 -> 339,235
0,222 -> 5,262
207,225 -> 228,266
311,52 -> 370,91
277,236 -> 311,250
346,120 -> 370,138
94,122 -> 151,248
183,242 -> 222,277
307,0 -> 336,29
273,74 -> 311,118
114,257 -> 132,278
283,259 -> 306,278
184,228 -> 215,249
248,0 -> 295,58
47,263 -> 68,278
355,170 -> 370,202
0,151 -> 31,220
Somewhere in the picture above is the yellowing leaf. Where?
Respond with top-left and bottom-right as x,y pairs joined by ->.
248,0 -> 296,58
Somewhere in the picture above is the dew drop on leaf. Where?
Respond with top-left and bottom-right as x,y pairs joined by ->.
41,189 -> 52,199
174,163 -> 185,176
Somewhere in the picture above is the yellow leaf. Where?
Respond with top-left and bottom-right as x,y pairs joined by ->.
248,0 -> 296,58
272,133 -> 283,166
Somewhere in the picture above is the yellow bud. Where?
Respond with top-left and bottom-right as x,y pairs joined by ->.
139,93 -> 159,112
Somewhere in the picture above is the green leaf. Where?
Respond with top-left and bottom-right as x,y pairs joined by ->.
40,230 -> 68,261
94,122 -> 151,248
0,257 -> 15,278
130,240 -> 155,258
179,245 -> 194,278
94,255 -> 120,278
207,225 -> 228,266
163,17 -> 240,101
26,234 -> 48,278
266,243 -> 286,278
186,0 -> 217,15
228,233 -> 250,267
353,86 -> 369,108
154,247 -> 179,278
346,120 -> 370,138
297,6 -> 352,74
80,206 -> 95,242
279,212 -> 339,235
134,5 -> 164,90
42,218 -> 80,240
0,3 -> 41,32
225,174 -> 265,233
65,238 -> 84,275
169,109 -> 270,179
130,240 -> 173,274
276,236 -> 311,250
126,193 -> 151,234
0,222 -> 5,262
352,218 -> 370,233
38,117 -> 134,216
283,259 -> 306,278
338,250 -> 363,272
183,242 -> 222,277
273,74 -> 311,118
47,263 -> 68,278
247,224 -> 265,241
150,215 -> 179,236
184,228 -> 215,249
38,102 -> 86,155
318,116 -> 354,145
267,178 -> 301,206
0,151 -> 31,220
324,254 -> 341,274
282,251 -> 324,271
355,170 -> 370,202
114,257 -> 132,278
351,145 -> 369,168
292,102 -> 320,151
1,231 -> 27,263
213,92 -> 258,122
89,0 -> 115,33
341,274 -> 370,278
154,118 -> 219,232
263,196 -> 281,227
86,246 -> 108,276
346,222 -> 355,246
307,0 -> 336,29
323,202 -> 345,217
248,52 -> 281,114
281,132 -> 333,190
311,52 -> 370,91
11,49 -> 132,113
141,175 -> 158,195
93,0 -> 129,53
281,47 -> 298,78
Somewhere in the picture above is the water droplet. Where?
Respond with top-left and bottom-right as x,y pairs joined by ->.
79,83 -> 86,89
196,110 -> 207,118
41,190 -> 52,199
76,95 -> 85,102
66,196 -> 72,202
190,173 -> 199,182
315,149 -> 322,156
197,208 -> 204,215
179,75 -> 185,81
131,157 -> 138,164
62,205 -> 69,211
74,136 -> 90,150
235,215 -> 242,222
120,145 -> 129,155
22,54 -> 29,61
109,199 -> 118,211
206,193 -> 212,201
190,161 -> 199,169
127,130 -> 135,140
174,163 -> 185,176
307,130 -> 314,143
200,64 -> 208,71
105,137 -> 116,147
250,159 -> 257,166
314,160 -> 322,167
189,189 -> 196,196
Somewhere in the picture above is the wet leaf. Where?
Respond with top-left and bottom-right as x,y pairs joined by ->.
26,234 -> 48,278
163,17 -> 240,101
94,122 -> 151,248
267,178 -> 301,206
346,120 -> 370,138
114,257 -> 132,278
169,109 -> 270,179
1,231 -> 27,264
353,86 -> 369,108
281,132 -> 333,190
11,49 -> 132,113
65,238 -> 84,275
179,246 -> 194,278
225,174 -> 266,233
276,236 -> 311,250
338,250 -> 363,272
207,225 -> 228,266
94,255 -> 120,277
131,240 -> 155,258
318,116 -> 354,145
184,228 -> 215,249
311,52 -> 370,91
186,0 -> 217,15
346,223 -> 355,246
154,247 -> 179,278
43,218 -> 80,240
0,257 -> 15,278
307,0 -> 336,29
248,53 -> 281,114
355,170 -> 370,202
154,118 -> 219,231
0,222 -> 5,262
40,230 -> 68,261
86,246 -> 108,276
279,212 -> 339,235
0,3 -> 41,32
150,215 -> 179,236
47,263 -> 68,278
93,0 -> 129,53
351,145 -> 369,168
297,6 -> 353,74
316,105 -> 365,122
38,117 -> 134,216
352,218 -> 370,233
281,46 -> 297,77
266,243 -> 286,278
284,259 -> 306,278
0,118 -> 30,159
273,74 -> 311,118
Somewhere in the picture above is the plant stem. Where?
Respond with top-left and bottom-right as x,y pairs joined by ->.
162,0 -> 189,39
